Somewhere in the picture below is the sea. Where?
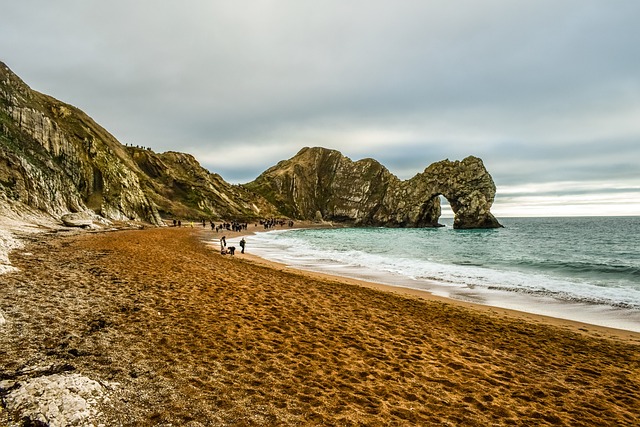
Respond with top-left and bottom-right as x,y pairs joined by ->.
240,217 -> 640,332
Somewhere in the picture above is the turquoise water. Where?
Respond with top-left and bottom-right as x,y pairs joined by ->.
243,217 -> 640,331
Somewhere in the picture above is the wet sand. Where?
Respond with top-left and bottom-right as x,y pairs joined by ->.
1,226 -> 639,426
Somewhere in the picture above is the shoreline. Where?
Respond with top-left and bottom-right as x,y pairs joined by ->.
199,225 -> 640,344
2,225 -> 639,425
3,217 -> 637,343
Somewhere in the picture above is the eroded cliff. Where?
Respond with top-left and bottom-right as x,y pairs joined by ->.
0,61 -> 275,226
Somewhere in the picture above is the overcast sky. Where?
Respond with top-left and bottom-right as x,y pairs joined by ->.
2,1 -> 639,216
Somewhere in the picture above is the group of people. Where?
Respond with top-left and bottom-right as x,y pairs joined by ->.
172,218 -> 294,231
171,219 -> 250,231
215,222 -> 248,232
219,235 -> 246,256
168,218 -> 249,256
260,218 -> 294,229
170,216 -> 296,257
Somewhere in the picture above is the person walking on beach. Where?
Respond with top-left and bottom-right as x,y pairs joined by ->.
220,236 -> 227,255
240,238 -> 246,254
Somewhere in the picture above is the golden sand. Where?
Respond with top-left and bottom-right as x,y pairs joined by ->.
1,226 -> 639,426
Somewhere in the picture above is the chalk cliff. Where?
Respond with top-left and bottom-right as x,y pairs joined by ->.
246,147 -> 502,229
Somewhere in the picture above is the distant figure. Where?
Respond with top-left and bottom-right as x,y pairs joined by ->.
239,238 -> 246,254
178,220 -> 182,227
173,219 -> 177,227
221,236 -> 227,247
228,246 -> 236,255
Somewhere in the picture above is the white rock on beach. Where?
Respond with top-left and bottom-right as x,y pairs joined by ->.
0,206 -> 94,275
3,373 -> 108,426
61,212 -> 94,228
0,205 -> 58,275
0,228 -> 23,274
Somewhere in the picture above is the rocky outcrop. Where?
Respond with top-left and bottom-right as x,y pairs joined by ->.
0,61 -> 276,226
387,156 -> 502,229
246,147 -> 502,229
246,147 -> 399,222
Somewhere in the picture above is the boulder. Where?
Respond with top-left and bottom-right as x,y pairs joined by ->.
2,373 -> 107,426
61,213 -> 94,228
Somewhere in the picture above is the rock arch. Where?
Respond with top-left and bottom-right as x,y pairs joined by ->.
248,148 -> 503,229
402,157 -> 502,229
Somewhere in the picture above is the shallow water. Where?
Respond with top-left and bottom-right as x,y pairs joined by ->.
239,217 -> 640,332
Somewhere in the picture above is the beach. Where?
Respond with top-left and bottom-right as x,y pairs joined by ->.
243,219 -> 640,333
1,225 -> 639,426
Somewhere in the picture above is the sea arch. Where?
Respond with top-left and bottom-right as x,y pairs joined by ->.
401,156 -> 503,229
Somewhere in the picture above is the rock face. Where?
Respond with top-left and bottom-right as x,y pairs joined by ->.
246,147 -> 502,229
1,61 -> 162,225
0,61 -> 500,229
0,61 -> 276,225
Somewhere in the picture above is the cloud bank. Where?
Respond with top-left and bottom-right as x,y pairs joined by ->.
1,1 -> 639,215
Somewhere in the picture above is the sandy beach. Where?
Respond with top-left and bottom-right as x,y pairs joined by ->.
1,225 -> 639,426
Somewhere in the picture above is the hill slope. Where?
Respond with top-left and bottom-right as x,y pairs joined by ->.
0,61 -> 276,225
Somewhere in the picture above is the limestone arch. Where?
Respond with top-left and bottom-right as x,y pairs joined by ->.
408,157 -> 502,229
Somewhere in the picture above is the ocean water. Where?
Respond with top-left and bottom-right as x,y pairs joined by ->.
241,217 -> 640,332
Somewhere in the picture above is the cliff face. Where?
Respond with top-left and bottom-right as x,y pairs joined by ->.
245,147 -> 398,221
246,147 -> 502,229
0,62 -> 274,225
1,61 -> 500,229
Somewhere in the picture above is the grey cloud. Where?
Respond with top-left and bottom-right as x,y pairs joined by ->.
503,187 -> 640,201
